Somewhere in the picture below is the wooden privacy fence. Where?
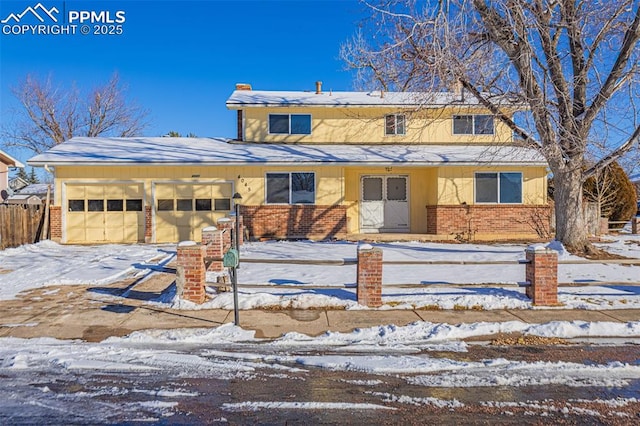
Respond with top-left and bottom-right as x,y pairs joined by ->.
0,204 -> 46,249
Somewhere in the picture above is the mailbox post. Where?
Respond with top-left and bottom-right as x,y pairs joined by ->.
230,192 -> 243,325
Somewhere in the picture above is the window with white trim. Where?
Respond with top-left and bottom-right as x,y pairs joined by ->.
453,115 -> 494,135
475,172 -> 522,204
385,114 -> 406,135
266,172 -> 315,204
268,114 -> 312,135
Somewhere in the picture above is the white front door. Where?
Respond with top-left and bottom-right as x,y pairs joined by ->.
361,177 -> 384,229
361,176 -> 409,233
384,176 -> 409,231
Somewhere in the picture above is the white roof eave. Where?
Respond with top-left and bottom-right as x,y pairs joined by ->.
28,160 -> 548,167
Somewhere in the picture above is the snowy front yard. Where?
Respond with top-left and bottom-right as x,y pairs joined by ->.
1,234 -> 639,311
1,235 -> 640,422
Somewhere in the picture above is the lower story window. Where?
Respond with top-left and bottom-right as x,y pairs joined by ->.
266,172 -> 315,204
475,172 -> 522,203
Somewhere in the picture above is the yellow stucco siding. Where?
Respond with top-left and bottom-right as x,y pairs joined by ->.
241,106 -> 515,144
54,163 -> 547,242
437,166 -> 548,205
55,165 -> 344,206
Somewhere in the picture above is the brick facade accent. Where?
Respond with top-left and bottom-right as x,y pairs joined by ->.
216,218 -> 233,251
241,205 -> 347,240
176,242 -> 206,304
202,227 -> 224,272
357,246 -> 383,308
144,205 -> 153,243
426,205 -> 551,239
525,247 -> 559,306
49,205 -> 62,242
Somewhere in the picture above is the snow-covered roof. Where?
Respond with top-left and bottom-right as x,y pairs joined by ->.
28,137 -> 547,167
17,183 -> 52,196
0,149 -> 24,168
226,90 -> 521,108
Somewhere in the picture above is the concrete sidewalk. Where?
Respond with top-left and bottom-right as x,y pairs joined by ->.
1,272 -> 639,342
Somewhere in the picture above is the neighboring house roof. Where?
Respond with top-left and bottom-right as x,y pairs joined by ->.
0,149 -> 25,168
16,183 -> 52,197
226,90 -> 522,108
8,176 -> 29,191
28,137 -> 547,167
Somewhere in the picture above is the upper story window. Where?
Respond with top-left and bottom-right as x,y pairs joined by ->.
453,115 -> 494,135
385,114 -> 406,135
268,114 -> 312,135
475,172 -> 522,204
266,172 -> 315,204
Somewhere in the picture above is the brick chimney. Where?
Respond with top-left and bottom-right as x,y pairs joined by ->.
235,83 -> 252,91
315,81 -> 322,94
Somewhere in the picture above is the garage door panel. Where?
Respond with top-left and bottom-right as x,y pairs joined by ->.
67,186 -> 86,199
175,212 -> 192,226
156,226 -> 176,243
104,186 -> 124,198
192,185 -> 211,198
85,186 -> 104,198
105,214 -> 124,229
123,212 -> 143,227
191,213 -> 217,230
122,226 -> 140,242
124,184 -> 143,197
155,185 -> 175,199
175,184 -> 194,198
67,226 -> 86,242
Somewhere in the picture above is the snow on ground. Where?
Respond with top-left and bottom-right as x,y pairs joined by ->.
0,241 -> 174,300
1,234 -> 639,310
1,322 -> 640,390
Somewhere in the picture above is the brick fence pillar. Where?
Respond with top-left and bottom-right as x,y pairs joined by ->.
217,218 -> 233,251
525,246 -> 559,306
357,244 -> 383,308
144,205 -> 153,243
225,214 -> 244,247
632,217 -> 639,235
49,205 -> 62,242
202,226 -> 224,272
176,241 -> 206,304
598,217 -> 609,235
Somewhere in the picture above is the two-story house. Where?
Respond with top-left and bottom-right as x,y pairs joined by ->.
28,83 -> 550,244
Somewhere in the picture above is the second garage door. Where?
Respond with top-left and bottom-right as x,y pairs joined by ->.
154,182 -> 233,243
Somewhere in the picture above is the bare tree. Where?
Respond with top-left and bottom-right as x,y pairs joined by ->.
342,0 -> 640,254
2,72 -> 149,154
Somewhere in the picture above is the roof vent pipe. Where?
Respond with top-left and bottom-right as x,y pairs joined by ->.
315,81 -> 322,94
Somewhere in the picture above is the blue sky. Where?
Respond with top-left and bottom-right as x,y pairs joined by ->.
0,0 -> 365,163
